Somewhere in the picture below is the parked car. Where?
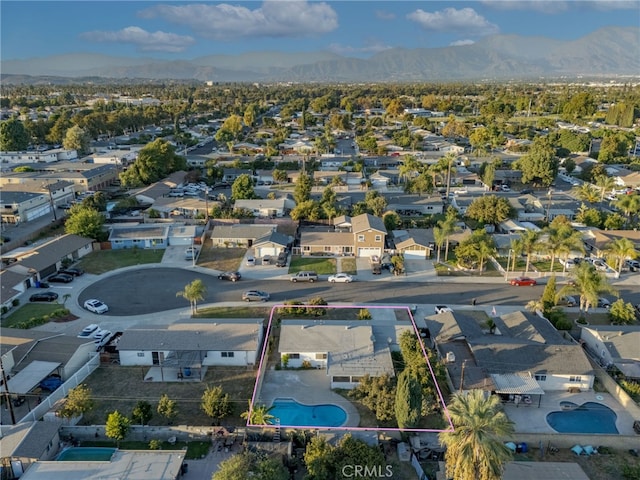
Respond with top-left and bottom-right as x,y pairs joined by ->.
276,253 -> 288,267
218,271 -> 241,282
94,330 -> 113,348
48,273 -> 74,283
510,277 -> 537,286
560,296 -> 578,307
559,258 -> 575,269
435,305 -> 453,314
78,324 -> 99,338
371,264 -> 382,275
246,256 -> 256,266
57,267 -> 84,277
625,260 -> 640,272
520,188 -> 534,195
83,299 -> 109,314
328,273 -> 353,283
597,297 -> 612,309
185,247 -> 198,260
262,255 -> 272,265
29,291 -> 59,302
290,271 -> 318,283
501,184 -> 511,192
242,290 -> 270,302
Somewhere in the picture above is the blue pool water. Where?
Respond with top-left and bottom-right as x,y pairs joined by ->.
57,447 -> 116,461
271,398 -> 347,427
546,402 -> 619,434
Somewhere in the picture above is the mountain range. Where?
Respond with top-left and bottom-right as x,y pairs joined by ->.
2,27 -> 638,84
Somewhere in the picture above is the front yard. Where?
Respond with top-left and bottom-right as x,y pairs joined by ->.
288,255 -> 337,274
77,249 -> 164,274
196,245 -> 245,272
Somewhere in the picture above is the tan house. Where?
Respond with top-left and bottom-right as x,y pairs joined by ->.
298,213 -> 387,258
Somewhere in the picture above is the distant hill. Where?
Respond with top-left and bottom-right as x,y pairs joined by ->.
2,27 -> 638,83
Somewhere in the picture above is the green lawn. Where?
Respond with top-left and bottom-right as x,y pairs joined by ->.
194,306 -> 271,318
288,256 -> 337,275
79,440 -> 210,459
2,303 -> 65,327
341,257 -> 358,275
77,249 -> 164,274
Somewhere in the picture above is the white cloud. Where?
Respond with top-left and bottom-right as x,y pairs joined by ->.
481,1 -> 570,13
80,26 -> 195,52
328,41 -> 393,56
375,10 -> 396,20
585,0 -> 640,11
407,7 -> 499,36
139,0 -> 338,39
450,39 -> 475,46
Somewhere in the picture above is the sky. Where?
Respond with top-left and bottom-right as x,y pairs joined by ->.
2,0 -> 639,60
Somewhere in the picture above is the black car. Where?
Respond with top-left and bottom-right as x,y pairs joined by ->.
58,267 -> 84,277
276,254 -> 287,267
48,273 -> 74,283
218,271 -> 241,282
29,291 -> 59,302
520,188 -> 534,195
211,182 -> 231,190
372,264 -> 382,275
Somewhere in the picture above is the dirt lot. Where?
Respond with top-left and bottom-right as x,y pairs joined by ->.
79,365 -> 257,427
197,245 -> 246,272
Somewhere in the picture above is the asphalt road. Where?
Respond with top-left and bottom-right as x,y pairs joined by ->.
77,267 -> 638,317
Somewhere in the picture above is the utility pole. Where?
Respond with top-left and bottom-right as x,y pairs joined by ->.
45,181 -> 57,221
1,356 -> 16,425
459,360 -> 467,393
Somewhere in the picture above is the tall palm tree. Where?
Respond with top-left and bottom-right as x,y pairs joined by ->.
614,194 -> 640,224
557,262 -> 618,313
516,229 -> 542,274
604,237 -> 637,275
572,183 -> 600,204
475,230 -> 497,273
439,211 -> 460,263
433,226 -> 446,263
542,223 -> 585,273
594,175 -> 616,202
176,279 -> 206,314
439,390 -> 514,480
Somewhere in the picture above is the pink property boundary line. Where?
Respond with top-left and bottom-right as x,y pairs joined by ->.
248,304 -> 455,433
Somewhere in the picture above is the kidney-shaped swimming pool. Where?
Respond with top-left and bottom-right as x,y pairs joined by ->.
546,401 -> 619,434
270,398 -> 347,427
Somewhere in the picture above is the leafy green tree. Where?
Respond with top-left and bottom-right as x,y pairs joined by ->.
272,169 -> 288,184
213,452 -> 289,480
290,199 -> 321,221
176,279 -> 206,314
294,171 -> 313,204
230,174 -> 257,200
0,117 -> 30,150
395,369 -> 422,429
157,394 -> 178,424
609,300 -> 637,325
594,175 -> 616,202
518,136 -> 558,186
465,195 -> 514,227
439,390 -> 514,480
201,385 -> 232,425
572,183 -> 600,204
364,190 -> 387,216
304,436 -> 335,480
64,205 -> 106,240
383,211 -> 401,231
82,191 -> 108,211
216,114 -> 243,141
348,374 -> 396,422
455,229 -> 496,272
541,275 -> 557,313
119,138 -> 187,188
59,384 -> 94,419
105,410 -> 131,447
62,125 -> 90,154
131,400 -> 153,426
333,435 -> 388,480
575,204 -> 603,227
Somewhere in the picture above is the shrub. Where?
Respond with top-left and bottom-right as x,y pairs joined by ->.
281,354 -> 290,369
301,360 -> 312,369
555,318 -> 573,330
12,299 -> 19,307
1,306 -> 8,315
357,309 -> 372,320
149,439 -> 162,450
620,380 -> 640,401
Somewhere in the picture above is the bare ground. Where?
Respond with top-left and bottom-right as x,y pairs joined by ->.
196,245 -> 246,272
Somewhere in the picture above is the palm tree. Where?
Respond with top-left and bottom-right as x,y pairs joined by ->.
614,194 -> 640,224
433,226 -> 446,263
542,222 -> 584,273
595,175 -> 616,202
557,262 -> 618,313
439,390 -> 514,480
241,401 -> 275,425
474,230 -> 497,273
516,229 -> 542,274
439,211 -> 460,264
572,183 -> 600,204
604,237 -> 637,275
176,279 -> 206,314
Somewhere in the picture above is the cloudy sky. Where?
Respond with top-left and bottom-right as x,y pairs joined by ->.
2,1 -> 639,59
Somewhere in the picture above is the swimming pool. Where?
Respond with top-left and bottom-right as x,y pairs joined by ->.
270,398 -> 347,427
546,402 -> 619,434
57,447 -> 116,461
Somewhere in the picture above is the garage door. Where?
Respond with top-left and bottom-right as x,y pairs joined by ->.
357,247 -> 381,258
403,249 -> 426,259
256,247 -> 279,257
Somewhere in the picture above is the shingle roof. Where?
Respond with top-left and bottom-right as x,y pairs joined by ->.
351,213 -> 387,234
0,421 -> 63,459
210,224 -> 276,240
254,231 -> 290,247
14,234 -> 93,271
300,231 -> 353,247
108,225 -> 169,240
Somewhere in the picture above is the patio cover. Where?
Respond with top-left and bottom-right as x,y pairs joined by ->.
614,361 -> 640,380
1,360 -> 60,395
490,373 -> 545,395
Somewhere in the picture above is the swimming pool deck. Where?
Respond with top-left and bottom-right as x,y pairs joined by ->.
258,369 -> 360,429
502,390 -> 638,436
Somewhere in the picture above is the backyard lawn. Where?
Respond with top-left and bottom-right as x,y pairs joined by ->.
288,256 -> 337,275
2,303 -> 75,328
197,245 -> 245,272
77,249 -> 164,274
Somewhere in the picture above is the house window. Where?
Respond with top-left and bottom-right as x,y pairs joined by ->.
137,352 -> 145,357
332,376 -> 350,383
288,353 -> 300,359
221,352 -> 235,358
344,246 -> 353,253
351,376 -> 363,383
375,235 -> 381,242
303,246 -> 310,252
315,353 -> 327,360
357,235 -> 365,242
570,375 -> 581,382
534,374 -> 546,381
324,246 -> 331,252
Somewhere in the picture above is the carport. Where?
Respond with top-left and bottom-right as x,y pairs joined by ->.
1,360 -> 61,395
491,373 -> 545,408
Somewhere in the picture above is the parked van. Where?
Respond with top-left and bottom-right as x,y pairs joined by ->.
290,271 -> 318,283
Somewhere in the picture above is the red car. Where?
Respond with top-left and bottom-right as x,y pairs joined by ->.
510,277 -> 537,286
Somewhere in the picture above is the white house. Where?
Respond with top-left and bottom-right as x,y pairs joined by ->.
233,198 -> 293,218
579,325 -> 640,380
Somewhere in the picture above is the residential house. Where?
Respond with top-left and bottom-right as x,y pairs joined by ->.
351,213 -> 388,257
1,181 -> 75,211
252,231 -> 291,258
0,421 -> 63,475
117,320 -> 265,374
0,149 -> 77,165
210,224 -> 278,248
582,229 -> 640,257
233,198 -> 294,218
0,269 -> 31,309
579,325 -> 640,380
278,320 -> 400,389
393,228 -> 471,259
0,163 -> 118,192
424,310 -> 594,396
108,224 -> 170,250
133,171 -> 187,204
0,191 -> 52,224
92,149 -> 137,166
610,167 -> 640,188
387,196 -> 445,216
148,196 -> 218,219
222,168 -> 252,183
299,229 -> 355,257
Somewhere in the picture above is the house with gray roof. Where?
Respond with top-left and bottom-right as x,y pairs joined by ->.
0,191 -> 51,224
279,320 -> 404,389
0,421 -> 63,473
253,230 -> 291,258
108,224 -> 170,250
579,325 -> 640,380
424,310 -> 594,396
210,223 -> 277,248
233,198 -> 295,218
117,320 -> 265,378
